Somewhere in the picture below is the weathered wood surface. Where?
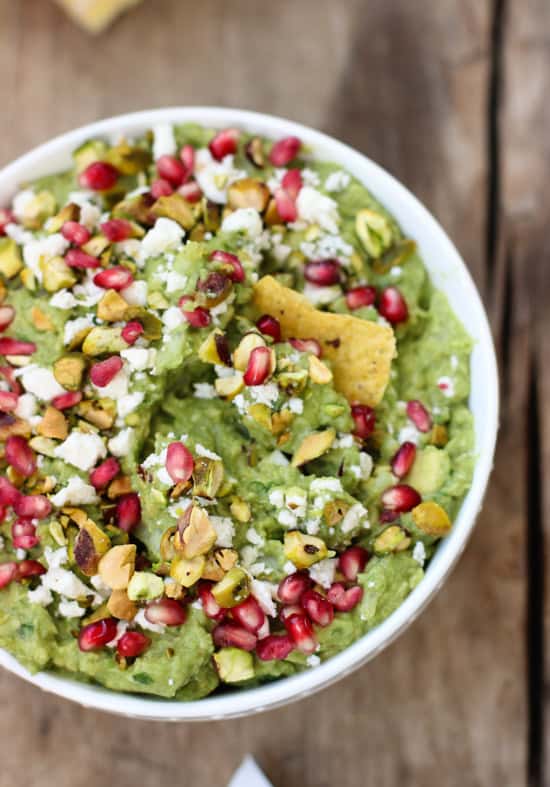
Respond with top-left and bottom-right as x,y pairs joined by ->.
0,0 -> 537,785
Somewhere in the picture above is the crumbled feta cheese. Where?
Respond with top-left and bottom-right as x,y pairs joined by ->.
51,476 -> 99,507
193,383 -> 217,399
54,431 -> 106,471
63,315 -> 94,346
287,397 -> 304,414
341,503 -> 369,534
306,654 -> 321,667
413,541 -> 427,566
310,478 -> 343,494
155,269 -> 188,293
5,222 -> 33,245
139,218 -> 184,262
35,547 -> 100,602
194,149 -> 246,204
359,452 -> 374,480
221,208 -> 263,238
117,391 -> 144,419
309,558 -> 337,588
450,354 -> 459,370
120,347 -> 156,371
267,450 -> 290,466
153,123 -> 177,160
50,289 -> 79,309
398,424 -> 421,445
304,517 -> 321,535
14,392 -> 37,420
90,574 -> 111,599
248,383 -> 279,407
28,584 -> 53,606
23,233 -> 70,281
333,433 -> 354,449
12,189 -> 35,221
57,598 -> 85,618
268,489 -> 285,508
17,366 -> 66,401
296,186 -> 339,233
324,171 -> 351,192
72,273 -> 104,306
277,509 -> 297,528
285,489 -> 307,517
250,579 -> 278,617
210,516 -> 235,548
120,279 -> 148,306
195,443 -> 221,461
162,305 -> 185,332
94,366 -> 129,400
108,428 -> 134,457
301,168 -> 321,187
246,528 -> 264,546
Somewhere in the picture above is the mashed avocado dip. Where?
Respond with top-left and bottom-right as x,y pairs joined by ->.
0,123 -> 474,699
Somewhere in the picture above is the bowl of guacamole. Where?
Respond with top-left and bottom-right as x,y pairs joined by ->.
0,108 -> 498,720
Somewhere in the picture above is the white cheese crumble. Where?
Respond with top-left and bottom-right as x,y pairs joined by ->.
117,391 -> 144,419
194,149 -> 246,204
302,282 -> 341,306
193,383 -> 217,400
23,234 -> 70,282
63,315 -> 94,346
139,218 -> 184,262
250,579 -> 278,617
310,478 -> 343,494
221,208 -> 263,238
162,305 -> 185,332
413,541 -> 427,566
398,424 -> 421,445
210,516 -> 235,548
248,383 -> 280,407
195,443 -> 221,461
267,450 -> 290,466
246,528 -> 264,546
152,123 -> 177,160
17,366 -> 66,401
54,431 -> 106,472
121,279 -> 148,306
51,476 -> 99,507
50,290 -> 79,309
108,427 -> 134,457
57,598 -> 85,618
12,189 -> 36,220
28,547 -> 100,606
296,186 -> 339,233
14,392 -> 37,420
288,397 -> 304,414
306,654 -> 321,667
341,503 -> 369,534
268,489 -> 285,508
309,558 -> 337,588
120,347 -> 156,371
94,366 -> 129,399
324,171 -> 351,192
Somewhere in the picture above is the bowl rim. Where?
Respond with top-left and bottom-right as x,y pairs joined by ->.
0,106 -> 499,721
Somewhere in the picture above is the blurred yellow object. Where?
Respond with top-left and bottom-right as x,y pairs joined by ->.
55,0 -> 143,32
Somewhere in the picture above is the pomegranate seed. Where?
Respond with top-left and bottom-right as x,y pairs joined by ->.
346,286 -> 377,311
274,188 -> 297,222
327,582 -> 363,612
79,161 -> 119,191
121,320 -> 144,344
61,221 -> 91,246
151,178 -> 173,199
100,219 -> 133,242
281,169 -> 303,200
90,356 -> 123,387
212,621 -> 257,652
93,266 -> 134,291
0,209 -> 15,235
0,505 -> 6,524
145,598 -> 187,626
209,128 -> 239,161
197,582 -> 225,621
269,136 -> 301,167
165,442 -> 194,484
379,286 -> 409,324
304,259 -> 341,286
256,314 -> 281,342
288,338 -> 322,357
78,618 -> 118,652
157,155 -> 187,187
279,604 -> 306,623
115,493 -> 141,532
0,338 -> 36,356
301,589 -> 334,627
16,559 -> 46,580
65,248 -> 101,269
278,571 -> 312,605
117,631 -> 151,659
5,435 -> 36,477
351,404 -> 376,439
180,144 -> 195,173
14,495 -> 51,520
0,366 -> 22,394
338,546 -> 369,582
231,595 -> 266,634
181,304 -> 211,328
12,520 -> 39,550
90,457 -> 120,489
381,484 -> 421,512
0,562 -> 17,589
380,509 -> 399,524
209,250 -> 245,283
51,391 -> 82,410
285,614 -> 317,654
0,477 -> 21,506
243,346 -> 272,386
391,441 -> 417,478
406,400 -> 432,432
256,634 -> 294,661
0,391 -> 18,411
178,181 -> 202,202
0,305 -> 15,332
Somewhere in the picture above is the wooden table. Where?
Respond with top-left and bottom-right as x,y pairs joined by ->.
0,1 -> 543,785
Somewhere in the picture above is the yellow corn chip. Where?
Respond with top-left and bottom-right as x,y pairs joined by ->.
253,276 -> 395,407
55,0 -> 142,33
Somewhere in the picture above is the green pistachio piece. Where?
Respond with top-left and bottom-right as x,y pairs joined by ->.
47,203 -> 80,234
73,139 -> 109,173
122,306 -> 162,340
127,571 -> 164,601
40,255 -> 77,292
82,326 -> 127,355
373,525 -> 408,554
284,531 -> 331,569
211,567 -> 250,608
18,191 -> 56,230
0,238 -> 23,278
355,208 -> 393,258
213,648 -> 255,683
192,458 -> 224,500
53,354 -> 87,390
151,194 -> 195,230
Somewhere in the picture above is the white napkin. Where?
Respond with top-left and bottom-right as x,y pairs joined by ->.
228,756 -> 273,787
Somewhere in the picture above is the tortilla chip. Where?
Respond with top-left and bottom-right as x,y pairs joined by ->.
55,0 -> 142,33
253,276 -> 395,407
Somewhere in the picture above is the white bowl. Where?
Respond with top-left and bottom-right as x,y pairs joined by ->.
0,108 -> 498,720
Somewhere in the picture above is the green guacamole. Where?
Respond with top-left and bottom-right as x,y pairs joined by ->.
0,123 -> 474,698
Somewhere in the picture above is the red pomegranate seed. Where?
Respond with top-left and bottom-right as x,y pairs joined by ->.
151,178 -> 173,199
0,366 -> 21,394
145,598 -> 187,626
256,634 -> 294,661
5,435 -> 36,478
379,286 -> 409,324
288,338 -> 321,357
209,128 -> 239,161
212,621 -> 257,652
304,259 -> 341,286
90,457 -> 120,489
278,571 -> 312,605
117,631 -> 151,659
269,136 -> 301,166
0,562 -> 17,589
301,589 -> 334,627
0,209 -> 15,235
14,495 -> 51,520
274,188 -> 297,222
61,221 -> 91,246
78,618 -> 118,652
243,346 -> 272,386
285,614 -> 317,654
380,509 -> 399,524
100,219 -> 133,242
209,250 -> 245,283
0,477 -> 21,506
256,314 -> 281,342
181,304 -> 211,328
338,546 -> 369,582
0,338 -> 36,356
231,595 -> 266,634
351,404 -> 376,439
391,441 -> 417,478
346,286 -> 377,311
197,582 -> 225,621
79,161 -> 119,191
12,520 -> 39,550
90,356 -> 123,387
0,305 -> 15,332
121,320 -> 144,345
406,400 -> 432,432
93,266 -> 134,291
51,391 -> 82,410
281,168 -> 303,200
178,181 -> 202,202
381,484 -> 421,512
16,559 -> 46,580
326,582 -> 363,612
180,144 -> 195,173
157,155 -> 187,187
0,391 -> 18,412
165,441 -> 194,484
279,604 -> 306,623
65,248 -> 101,269
115,493 -> 141,532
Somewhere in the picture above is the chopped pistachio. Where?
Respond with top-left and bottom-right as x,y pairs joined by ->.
47,203 -> 80,234
198,329 -> 229,366
247,403 -> 272,431
308,355 -> 333,384
430,424 -> 449,447
271,409 -> 294,435
169,555 -> 205,587
37,406 -> 68,440
40,256 -> 77,292
82,326 -> 127,355
107,589 -> 137,620
355,208 -> 393,258
374,525 -> 408,554
74,518 -> 111,576
230,498 -> 251,523
284,531 -> 330,569
228,178 -> 270,212
29,436 -> 58,457
77,399 -> 116,430
0,416 -> 31,440
105,142 -> 151,175
122,306 -> 162,340
291,429 -> 336,467
0,238 -> 23,278
20,269 -> 36,291
165,581 -> 185,600
18,191 -> 56,229
214,373 -> 244,399
213,648 -> 255,683
127,571 -> 164,601
192,458 -> 224,499
53,355 -> 87,390
174,505 -> 217,559
107,476 -> 133,499
98,544 -> 136,590
411,501 -> 451,536
211,566 -> 249,608
82,234 -> 110,257
49,520 -> 67,546
233,332 -> 266,371
31,307 -> 55,332
202,548 -> 238,581
323,499 -> 350,526
151,193 -> 195,229
97,289 -> 129,322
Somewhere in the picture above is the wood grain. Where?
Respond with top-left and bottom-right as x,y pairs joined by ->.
0,0 -> 535,785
